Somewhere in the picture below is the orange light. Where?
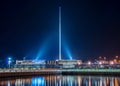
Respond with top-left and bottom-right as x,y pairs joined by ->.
114,59 -> 117,63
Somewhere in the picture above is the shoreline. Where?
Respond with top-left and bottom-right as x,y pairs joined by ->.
0,69 -> 120,78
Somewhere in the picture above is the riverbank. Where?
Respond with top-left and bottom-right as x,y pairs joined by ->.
0,69 -> 120,77
62,69 -> 120,75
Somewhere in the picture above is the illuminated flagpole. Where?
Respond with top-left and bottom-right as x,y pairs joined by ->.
59,6 -> 61,60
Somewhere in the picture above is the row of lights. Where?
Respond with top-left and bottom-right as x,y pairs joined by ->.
87,61 -> 114,65
86,56 -> 120,65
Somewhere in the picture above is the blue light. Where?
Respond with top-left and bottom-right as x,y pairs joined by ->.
8,57 -> 12,64
35,35 -> 52,60
8,60 -> 11,63
63,41 -> 73,60
35,45 -> 46,60
8,57 -> 11,60
35,40 -> 48,60
7,56 -> 13,68
64,46 -> 72,60
32,77 -> 45,86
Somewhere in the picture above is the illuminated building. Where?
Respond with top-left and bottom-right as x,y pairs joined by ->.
14,60 -> 45,68
57,60 -> 82,68
14,60 -> 82,68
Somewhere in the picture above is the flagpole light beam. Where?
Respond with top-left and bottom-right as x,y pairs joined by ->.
59,6 -> 62,60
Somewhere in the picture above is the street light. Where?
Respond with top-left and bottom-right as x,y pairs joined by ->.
115,56 -> 118,59
8,57 -> 12,68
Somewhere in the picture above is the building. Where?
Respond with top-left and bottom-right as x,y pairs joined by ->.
14,60 -> 45,68
14,60 -> 82,69
57,60 -> 82,68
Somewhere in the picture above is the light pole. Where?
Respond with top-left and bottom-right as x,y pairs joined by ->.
8,57 -> 12,68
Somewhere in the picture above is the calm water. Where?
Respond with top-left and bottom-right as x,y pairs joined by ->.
0,75 -> 120,86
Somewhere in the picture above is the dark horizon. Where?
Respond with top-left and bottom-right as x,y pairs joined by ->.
0,0 -> 120,60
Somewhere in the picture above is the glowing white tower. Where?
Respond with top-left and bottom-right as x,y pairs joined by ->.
59,6 -> 62,60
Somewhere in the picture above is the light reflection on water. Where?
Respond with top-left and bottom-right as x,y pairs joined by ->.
0,75 -> 120,86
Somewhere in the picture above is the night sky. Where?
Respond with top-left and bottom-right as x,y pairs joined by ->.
0,0 -> 120,60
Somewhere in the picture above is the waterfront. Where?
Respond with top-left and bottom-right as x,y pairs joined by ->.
1,69 -> 120,78
0,75 -> 120,86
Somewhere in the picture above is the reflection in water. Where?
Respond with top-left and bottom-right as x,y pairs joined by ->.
0,75 -> 120,86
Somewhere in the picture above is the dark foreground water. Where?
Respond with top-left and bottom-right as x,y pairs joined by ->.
0,75 -> 120,86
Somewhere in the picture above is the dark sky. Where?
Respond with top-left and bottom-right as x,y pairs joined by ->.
0,0 -> 120,60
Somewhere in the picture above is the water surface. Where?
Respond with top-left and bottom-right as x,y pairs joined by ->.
0,75 -> 120,86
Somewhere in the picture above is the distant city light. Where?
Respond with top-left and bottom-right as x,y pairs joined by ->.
78,62 -> 81,65
104,57 -> 106,60
110,61 -> 114,65
115,56 -> 119,59
88,61 -> 91,65
99,62 -> 102,65
114,59 -> 117,63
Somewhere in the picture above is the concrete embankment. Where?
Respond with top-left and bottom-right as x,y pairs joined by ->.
0,69 -> 120,78
0,69 -> 61,78
62,69 -> 120,76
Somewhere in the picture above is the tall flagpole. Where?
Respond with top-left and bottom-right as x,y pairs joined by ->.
59,6 -> 61,60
